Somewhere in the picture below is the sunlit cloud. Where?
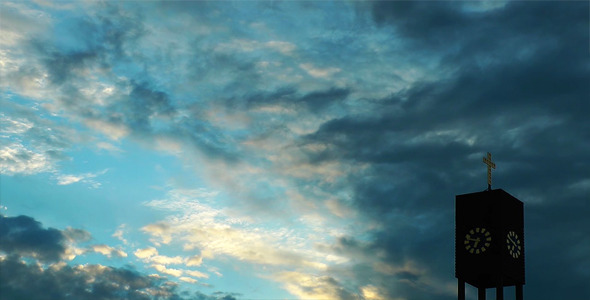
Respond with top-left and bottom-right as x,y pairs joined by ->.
91,244 -> 128,258
152,264 -> 183,277
135,247 -> 158,259
140,187 -> 351,288
275,271 -> 355,300
185,255 -> 203,267
84,119 -> 130,141
184,269 -> 208,279
0,143 -> 51,175
179,276 -> 198,283
361,285 -> 388,300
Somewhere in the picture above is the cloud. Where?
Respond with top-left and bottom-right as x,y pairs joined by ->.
96,141 -> 124,153
360,285 -> 388,300
0,142 -> 51,175
141,223 -> 173,246
0,214 -> 128,262
276,271 -> 357,300
0,214 -> 237,300
134,247 -> 158,259
215,39 -> 296,55
152,264 -> 183,277
184,269 -> 208,279
62,227 -> 92,242
91,244 -> 128,258
0,100 -> 78,177
185,255 -> 203,267
0,114 -> 34,134
179,276 -> 198,283
0,2 -> 52,47
2,1 -> 589,299
0,255 -> 181,300
55,169 -> 109,188
225,86 -> 350,114
84,119 -> 130,141
0,214 -> 66,262
134,246 -> 208,279
150,255 -> 184,265
287,2 -> 589,299
112,224 -> 128,245
142,188 -> 332,270
299,63 -> 341,79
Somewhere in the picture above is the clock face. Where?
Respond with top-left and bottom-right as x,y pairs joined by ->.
506,231 -> 522,258
464,227 -> 491,254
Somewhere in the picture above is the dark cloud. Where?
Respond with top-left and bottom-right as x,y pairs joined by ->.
299,2 -> 590,299
116,80 -> 177,131
0,215 -> 66,262
191,291 -> 239,300
370,1 -> 470,50
189,51 -> 262,95
41,50 -> 98,85
0,214 -> 238,300
327,235 -> 455,300
0,255 -> 176,300
304,0 -> 589,213
0,254 -> 239,300
29,3 -> 144,85
226,86 -> 350,113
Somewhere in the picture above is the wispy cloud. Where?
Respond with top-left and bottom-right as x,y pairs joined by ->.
140,188 -> 361,291
112,224 -> 128,245
56,169 -> 109,188
0,142 -> 51,175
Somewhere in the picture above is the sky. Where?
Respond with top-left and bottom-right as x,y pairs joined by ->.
0,1 -> 589,299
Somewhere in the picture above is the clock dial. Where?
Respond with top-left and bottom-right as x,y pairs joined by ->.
464,227 -> 491,254
506,231 -> 522,258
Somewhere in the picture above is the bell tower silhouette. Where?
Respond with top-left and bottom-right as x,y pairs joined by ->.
455,153 -> 525,300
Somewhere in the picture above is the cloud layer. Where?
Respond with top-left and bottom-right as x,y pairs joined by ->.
0,214 -> 236,300
1,1 -> 588,299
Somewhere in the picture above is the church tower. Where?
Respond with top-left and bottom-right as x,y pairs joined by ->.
455,153 -> 525,300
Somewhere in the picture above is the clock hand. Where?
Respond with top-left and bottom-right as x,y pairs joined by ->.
508,236 -> 517,247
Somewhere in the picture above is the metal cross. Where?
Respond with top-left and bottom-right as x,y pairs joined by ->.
482,152 -> 496,191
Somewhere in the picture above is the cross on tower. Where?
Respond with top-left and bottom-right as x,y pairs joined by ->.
483,152 -> 496,191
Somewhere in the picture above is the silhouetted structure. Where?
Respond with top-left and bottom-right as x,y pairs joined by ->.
455,154 -> 525,300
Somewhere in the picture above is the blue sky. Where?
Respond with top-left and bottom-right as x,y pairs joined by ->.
1,1 -> 589,300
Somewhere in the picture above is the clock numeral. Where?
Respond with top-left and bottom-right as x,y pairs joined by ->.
506,231 -> 522,259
